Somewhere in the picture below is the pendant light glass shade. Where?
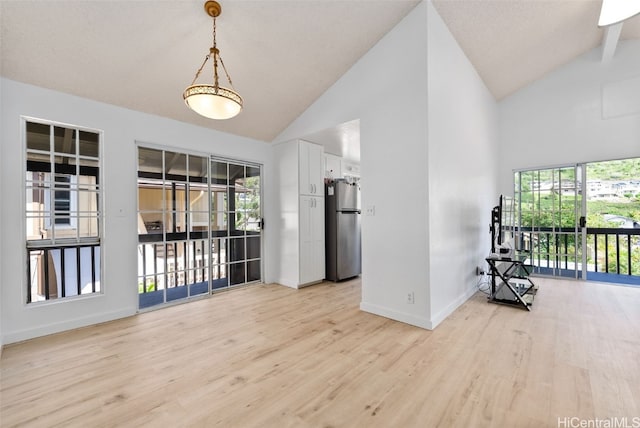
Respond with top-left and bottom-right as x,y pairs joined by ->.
183,1 -> 243,120
183,84 -> 243,120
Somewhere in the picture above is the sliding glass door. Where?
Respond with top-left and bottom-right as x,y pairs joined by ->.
211,160 -> 262,289
137,147 -> 262,309
584,158 -> 640,284
515,158 -> 640,285
514,165 -> 586,279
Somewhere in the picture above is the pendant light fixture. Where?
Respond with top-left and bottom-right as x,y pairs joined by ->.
598,0 -> 640,26
183,1 -> 243,120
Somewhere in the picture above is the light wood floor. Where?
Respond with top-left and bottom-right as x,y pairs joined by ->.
1,277 -> 639,427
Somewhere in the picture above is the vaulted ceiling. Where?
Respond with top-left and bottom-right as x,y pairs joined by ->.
2,1 -> 639,144
431,0 -> 640,100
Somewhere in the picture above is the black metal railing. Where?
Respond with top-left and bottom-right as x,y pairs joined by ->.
137,238 -> 216,294
516,227 -> 640,276
27,243 -> 101,303
587,227 -> 640,275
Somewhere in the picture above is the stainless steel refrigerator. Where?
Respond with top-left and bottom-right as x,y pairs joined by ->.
325,179 -> 361,281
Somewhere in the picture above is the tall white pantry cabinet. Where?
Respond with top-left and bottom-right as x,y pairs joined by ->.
274,140 -> 325,288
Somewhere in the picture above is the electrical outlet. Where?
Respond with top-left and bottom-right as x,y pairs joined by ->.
407,291 -> 415,304
365,205 -> 375,216
476,266 -> 485,276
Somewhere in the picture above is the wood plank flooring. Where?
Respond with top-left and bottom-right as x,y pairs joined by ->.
1,277 -> 639,427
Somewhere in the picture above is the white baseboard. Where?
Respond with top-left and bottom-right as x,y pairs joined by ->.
3,308 -> 135,345
275,279 -> 323,290
360,301 -> 433,330
297,280 -> 323,289
429,285 -> 477,329
360,285 -> 477,331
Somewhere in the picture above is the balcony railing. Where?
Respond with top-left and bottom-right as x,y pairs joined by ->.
27,243 -> 101,303
516,227 -> 640,281
588,227 -> 640,275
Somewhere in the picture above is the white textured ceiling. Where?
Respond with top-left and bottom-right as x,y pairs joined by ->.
0,0 -> 418,142
2,0 -> 639,146
432,0 -> 640,100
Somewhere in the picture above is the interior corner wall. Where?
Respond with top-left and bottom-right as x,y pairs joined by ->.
425,1 -> 498,327
498,39 -> 640,194
0,78 -> 272,344
276,2 -> 432,328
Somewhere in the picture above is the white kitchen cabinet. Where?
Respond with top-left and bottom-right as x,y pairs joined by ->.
299,195 -> 325,285
299,141 -> 323,196
274,140 -> 325,288
324,153 -> 342,179
325,153 -> 361,179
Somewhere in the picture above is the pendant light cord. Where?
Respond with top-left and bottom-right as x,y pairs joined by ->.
212,12 -> 237,91
212,15 -> 220,89
189,5 -> 237,91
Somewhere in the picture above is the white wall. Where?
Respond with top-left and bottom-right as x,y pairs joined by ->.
0,77 -> 3,352
426,1 -> 498,326
277,2 -> 432,328
277,1 -> 498,329
498,39 -> 640,194
0,78 -> 273,344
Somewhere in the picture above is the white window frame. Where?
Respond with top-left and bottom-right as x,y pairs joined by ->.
24,116 -> 104,304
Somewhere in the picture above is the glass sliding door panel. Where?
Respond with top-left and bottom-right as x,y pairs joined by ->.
247,260 -> 261,282
515,165 -> 583,279
229,262 -> 246,286
247,236 -> 261,260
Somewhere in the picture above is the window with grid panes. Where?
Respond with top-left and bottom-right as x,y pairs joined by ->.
25,119 -> 102,303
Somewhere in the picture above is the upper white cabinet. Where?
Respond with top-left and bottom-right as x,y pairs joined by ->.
324,153 -> 342,179
324,153 -> 360,179
299,141 -> 324,196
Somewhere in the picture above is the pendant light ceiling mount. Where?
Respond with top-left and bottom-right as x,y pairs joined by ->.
204,1 -> 221,18
183,0 -> 243,120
